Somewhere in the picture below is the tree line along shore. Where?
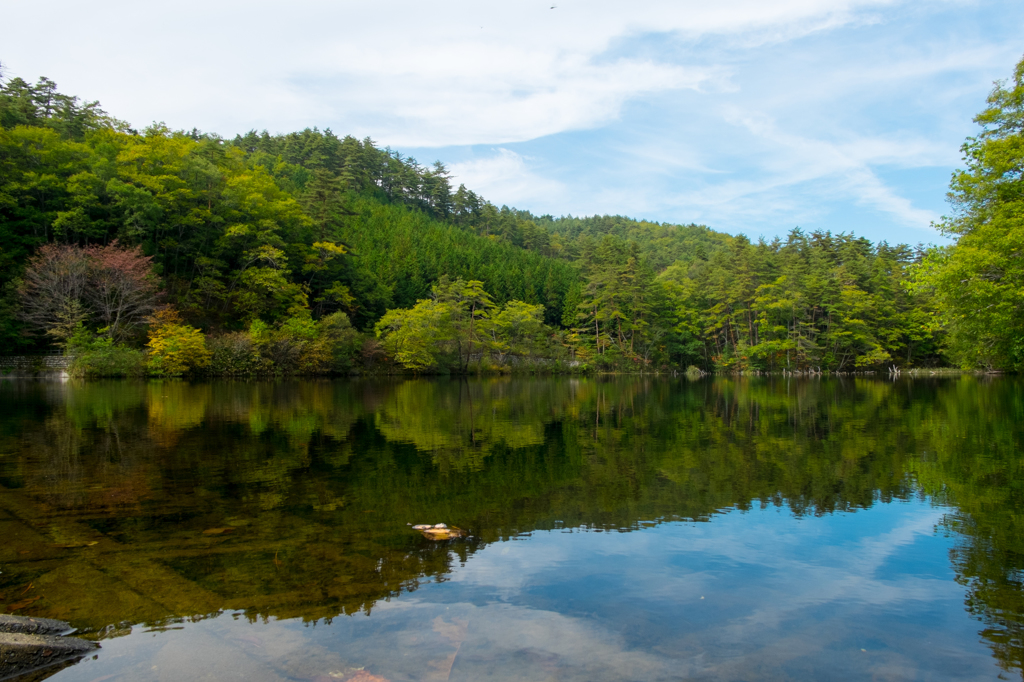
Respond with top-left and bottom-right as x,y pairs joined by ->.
1,55 -> 1022,377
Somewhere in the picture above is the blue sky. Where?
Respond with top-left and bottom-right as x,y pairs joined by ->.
3,0 -> 1022,245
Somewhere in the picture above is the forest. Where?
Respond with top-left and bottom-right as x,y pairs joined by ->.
1,53 -> 1022,375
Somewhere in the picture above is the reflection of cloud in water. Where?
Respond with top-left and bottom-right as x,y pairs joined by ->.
371,600 -> 696,681
649,504 -> 954,611
426,502 -> 997,680
46,502 -> 1000,682
454,503 -> 952,611
450,534 -> 575,595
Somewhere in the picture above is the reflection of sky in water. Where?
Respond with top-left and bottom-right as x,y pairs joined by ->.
52,500 -> 1001,682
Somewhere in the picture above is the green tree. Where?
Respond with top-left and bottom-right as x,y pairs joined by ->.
375,298 -> 453,371
491,300 -> 548,364
431,277 -> 496,371
916,54 -> 1024,369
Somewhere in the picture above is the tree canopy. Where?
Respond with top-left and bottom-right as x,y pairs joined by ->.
915,54 -> 1024,370
6,60 -> 1024,373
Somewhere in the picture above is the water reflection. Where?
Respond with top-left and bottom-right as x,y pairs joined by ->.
0,376 -> 1021,680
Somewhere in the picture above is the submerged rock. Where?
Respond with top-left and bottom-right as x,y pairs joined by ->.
410,523 -> 465,540
420,527 -> 466,541
0,616 -> 73,637
343,671 -> 390,682
0,631 -> 97,680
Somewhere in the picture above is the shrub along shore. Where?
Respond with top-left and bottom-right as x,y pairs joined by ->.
67,276 -> 590,378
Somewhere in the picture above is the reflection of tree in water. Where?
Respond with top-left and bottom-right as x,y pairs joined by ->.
19,381 -> 153,511
0,376 -> 1023,675
909,378 -> 1024,678
374,379 -> 574,472
147,381 -> 211,446
944,512 -> 1024,677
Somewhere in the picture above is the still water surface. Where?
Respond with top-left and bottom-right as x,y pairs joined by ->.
0,377 -> 1021,681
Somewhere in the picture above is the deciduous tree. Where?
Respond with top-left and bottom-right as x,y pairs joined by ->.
916,54 -> 1024,369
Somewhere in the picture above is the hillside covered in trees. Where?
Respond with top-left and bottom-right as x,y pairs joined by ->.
1,55 -> 1021,375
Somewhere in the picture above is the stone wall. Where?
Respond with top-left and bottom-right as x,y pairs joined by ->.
0,356 -> 74,375
465,353 -> 580,368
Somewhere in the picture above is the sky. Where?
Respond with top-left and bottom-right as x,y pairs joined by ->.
2,0 -> 1022,245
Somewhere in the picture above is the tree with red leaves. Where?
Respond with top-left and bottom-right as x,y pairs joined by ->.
84,241 -> 160,341
18,244 -> 91,343
19,241 -> 159,344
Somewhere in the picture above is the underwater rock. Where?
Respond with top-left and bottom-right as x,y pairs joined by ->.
0,631 -> 97,680
343,670 -> 390,682
420,527 -> 466,541
50,541 -> 97,549
411,523 -> 465,540
0,616 -> 73,637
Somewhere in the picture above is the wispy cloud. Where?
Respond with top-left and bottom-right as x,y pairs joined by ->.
669,109 -> 945,228
2,0 -> 1018,242
0,0 -> 942,145
448,149 -> 568,208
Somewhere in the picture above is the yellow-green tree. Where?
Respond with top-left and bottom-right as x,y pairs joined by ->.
375,299 -> 453,371
491,300 -> 548,364
146,309 -> 212,376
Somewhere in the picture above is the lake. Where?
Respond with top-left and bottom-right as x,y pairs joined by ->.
0,376 -> 1021,681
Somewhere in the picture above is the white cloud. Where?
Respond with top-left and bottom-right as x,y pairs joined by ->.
661,110 -> 945,228
448,149 -> 567,208
1,0 -> 1013,242
1,0 -> 921,146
